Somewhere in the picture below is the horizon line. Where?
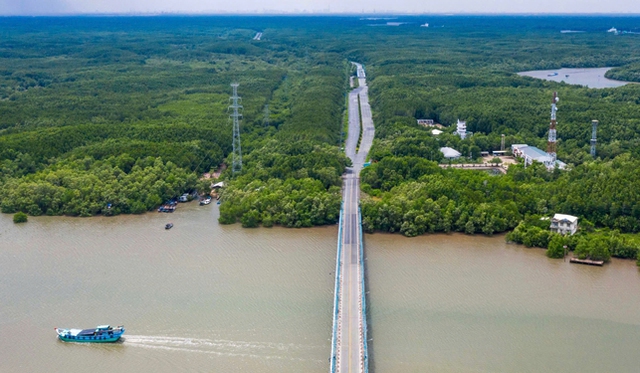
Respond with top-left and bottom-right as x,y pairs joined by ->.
3,12 -> 640,17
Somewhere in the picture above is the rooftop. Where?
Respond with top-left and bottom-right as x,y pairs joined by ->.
440,147 -> 461,158
552,213 -> 578,223
520,146 -> 551,160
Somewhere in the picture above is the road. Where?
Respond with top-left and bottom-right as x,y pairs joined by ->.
332,62 -> 374,373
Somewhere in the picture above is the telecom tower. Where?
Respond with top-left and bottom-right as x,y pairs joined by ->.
547,92 -> 559,162
229,83 -> 243,174
590,120 -> 598,158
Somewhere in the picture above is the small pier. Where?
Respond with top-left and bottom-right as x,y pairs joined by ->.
570,258 -> 604,266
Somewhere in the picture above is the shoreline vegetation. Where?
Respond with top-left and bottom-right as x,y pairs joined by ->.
2,16 -> 640,265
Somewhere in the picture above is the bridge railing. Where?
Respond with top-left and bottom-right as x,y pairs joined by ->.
330,203 -> 344,373
358,207 -> 369,373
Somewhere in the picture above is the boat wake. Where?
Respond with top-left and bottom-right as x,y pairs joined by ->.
123,335 -> 323,362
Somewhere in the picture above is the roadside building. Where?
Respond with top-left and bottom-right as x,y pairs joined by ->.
550,214 -> 579,235
431,129 -> 443,136
440,147 -> 461,159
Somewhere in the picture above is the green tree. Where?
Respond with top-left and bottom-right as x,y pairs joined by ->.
575,237 -> 611,262
13,212 -> 28,223
241,210 -> 261,228
589,237 -> 612,262
546,234 -> 566,259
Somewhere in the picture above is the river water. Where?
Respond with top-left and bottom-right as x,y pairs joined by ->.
0,203 -> 336,373
2,204 -> 640,372
518,67 -> 631,88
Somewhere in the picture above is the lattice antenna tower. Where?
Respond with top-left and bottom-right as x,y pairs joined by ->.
590,120 -> 598,158
263,104 -> 270,127
547,92 -> 559,162
229,83 -> 243,174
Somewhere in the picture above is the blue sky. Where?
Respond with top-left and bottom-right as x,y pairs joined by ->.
1,0 -> 639,15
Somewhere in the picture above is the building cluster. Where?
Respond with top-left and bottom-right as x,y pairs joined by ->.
511,144 -> 566,170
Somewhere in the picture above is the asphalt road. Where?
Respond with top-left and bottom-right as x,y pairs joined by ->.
334,62 -> 374,373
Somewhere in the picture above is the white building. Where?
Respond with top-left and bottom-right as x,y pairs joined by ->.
440,147 -> 461,159
456,119 -> 467,139
550,214 -> 579,235
511,144 -> 566,170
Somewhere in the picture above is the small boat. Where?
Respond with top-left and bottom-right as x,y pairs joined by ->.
158,202 -> 176,213
165,223 -> 173,230
55,325 -> 124,343
200,197 -> 212,206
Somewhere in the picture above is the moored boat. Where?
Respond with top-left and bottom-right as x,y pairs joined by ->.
55,325 -> 124,343
165,223 -> 173,229
199,197 -> 212,205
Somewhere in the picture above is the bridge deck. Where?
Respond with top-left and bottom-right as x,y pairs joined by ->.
331,62 -> 373,373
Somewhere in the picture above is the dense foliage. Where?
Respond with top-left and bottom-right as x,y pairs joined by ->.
218,141 -> 349,227
361,153 -> 640,236
0,16 -> 349,221
1,155 -> 198,216
606,63 -> 640,83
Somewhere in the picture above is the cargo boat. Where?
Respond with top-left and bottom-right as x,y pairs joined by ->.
55,325 -> 125,343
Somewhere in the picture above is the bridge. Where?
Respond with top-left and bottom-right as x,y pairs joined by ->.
330,63 -> 374,373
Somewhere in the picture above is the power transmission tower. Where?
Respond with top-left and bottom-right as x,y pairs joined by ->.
590,120 -> 598,158
229,83 -> 243,174
263,104 -> 270,127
